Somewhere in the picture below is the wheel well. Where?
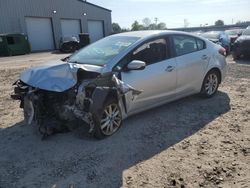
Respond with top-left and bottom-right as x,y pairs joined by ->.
106,89 -> 119,104
208,68 -> 222,84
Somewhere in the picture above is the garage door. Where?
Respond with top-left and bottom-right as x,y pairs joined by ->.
25,17 -> 54,51
88,20 -> 104,43
61,19 -> 81,39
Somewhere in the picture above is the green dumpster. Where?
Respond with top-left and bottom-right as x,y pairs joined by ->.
0,33 -> 31,56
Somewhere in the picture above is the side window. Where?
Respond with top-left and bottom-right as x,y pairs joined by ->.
7,37 -> 15,45
132,39 -> 168,65
0,37 -> 3,43
173,35 -> 198,56
6,36 -> 20,45
196,38 -> 206,50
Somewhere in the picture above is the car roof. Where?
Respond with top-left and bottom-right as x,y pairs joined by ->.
113,30 -> 194,39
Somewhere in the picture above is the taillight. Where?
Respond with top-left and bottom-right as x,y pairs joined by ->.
218,48 -> 226,56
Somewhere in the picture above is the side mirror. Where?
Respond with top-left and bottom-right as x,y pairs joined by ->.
127,60 -> 146,71
237,33 -> 242,37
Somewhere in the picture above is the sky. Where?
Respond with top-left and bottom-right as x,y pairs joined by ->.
88,0 -> 250,29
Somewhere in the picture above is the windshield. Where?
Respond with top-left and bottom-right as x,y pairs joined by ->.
202,32 -> 220,39
68,36 -> 140,66
242,29 -> 250,36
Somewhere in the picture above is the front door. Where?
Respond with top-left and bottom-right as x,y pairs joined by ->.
120,38 -> 177,114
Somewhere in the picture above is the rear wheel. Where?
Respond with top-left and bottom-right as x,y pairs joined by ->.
93,99 -> 122,139
200,70 -> 220,98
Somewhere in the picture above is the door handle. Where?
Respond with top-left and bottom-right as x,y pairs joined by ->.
201,55 -> 208,60
165,66 -> 175,72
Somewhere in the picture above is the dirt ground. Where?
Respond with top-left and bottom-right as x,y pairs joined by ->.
0,52 -> 249,188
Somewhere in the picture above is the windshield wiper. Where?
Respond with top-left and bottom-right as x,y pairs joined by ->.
67,61 -> 104,67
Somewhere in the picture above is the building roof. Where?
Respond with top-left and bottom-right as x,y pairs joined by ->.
77,0 -> 111,12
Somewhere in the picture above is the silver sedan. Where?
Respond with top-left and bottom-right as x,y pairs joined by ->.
12,30 -> 227,139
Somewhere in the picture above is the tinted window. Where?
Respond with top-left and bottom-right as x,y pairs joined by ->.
7,37 -> 15,44
132,39 -> 168,65
173,35 -> 198,56
0,37 -> 3,43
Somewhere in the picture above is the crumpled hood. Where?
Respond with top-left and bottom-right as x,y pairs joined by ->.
20,60 -> 103,92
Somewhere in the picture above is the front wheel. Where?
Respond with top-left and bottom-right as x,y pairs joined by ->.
93,99 -> 122,139
200,70 -> 220,98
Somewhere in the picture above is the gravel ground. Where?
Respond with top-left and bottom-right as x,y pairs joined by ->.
0,53 -> 249,188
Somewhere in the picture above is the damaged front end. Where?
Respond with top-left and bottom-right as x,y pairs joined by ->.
11,65 -> 142,139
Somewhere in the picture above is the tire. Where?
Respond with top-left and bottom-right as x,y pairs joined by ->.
200,70 -> 220,98
93,98 -> 122,139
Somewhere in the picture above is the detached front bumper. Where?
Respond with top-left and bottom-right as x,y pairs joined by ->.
11,80 -> 37,124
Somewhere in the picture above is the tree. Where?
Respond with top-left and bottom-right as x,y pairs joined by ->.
215,20 -> 224,26
131,21 -> 144,31
131,20 -> 167,31
157,22 -> 166,30
121,28 -> 130,32
112,23 -> 122,33
148,23 -> 157,30
142,18 -> 151,28
236,20 -> 242,25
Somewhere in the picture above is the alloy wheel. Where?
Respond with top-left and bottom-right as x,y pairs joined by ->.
205,73 -> 218,95
100,103 -> 122,136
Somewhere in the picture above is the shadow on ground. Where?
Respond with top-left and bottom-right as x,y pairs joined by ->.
51,50 -> 71,55
0,91 -> 230,188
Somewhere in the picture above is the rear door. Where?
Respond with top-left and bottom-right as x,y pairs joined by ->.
120,37 -> 177,114
171,35 -> 208,95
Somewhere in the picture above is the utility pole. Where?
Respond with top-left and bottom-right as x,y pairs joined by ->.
154,17 -> 158,25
